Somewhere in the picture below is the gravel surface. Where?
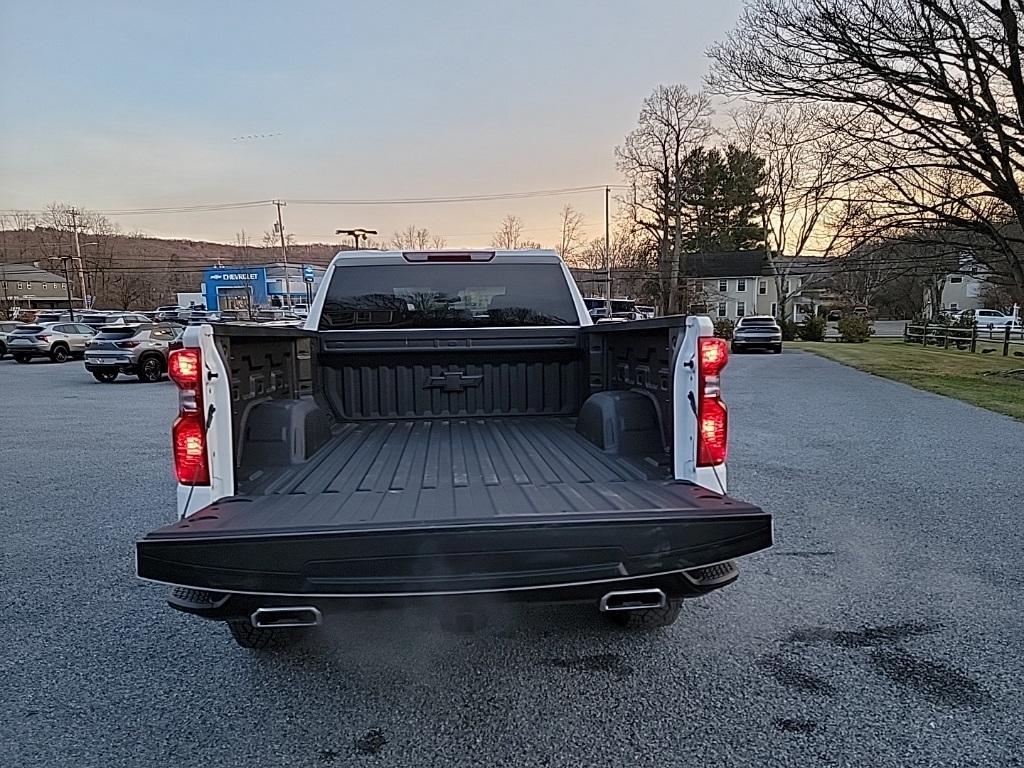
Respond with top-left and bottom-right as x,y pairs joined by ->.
3,351 -> 1022,767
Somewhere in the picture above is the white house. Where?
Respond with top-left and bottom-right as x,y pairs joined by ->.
688,252 -> 826,322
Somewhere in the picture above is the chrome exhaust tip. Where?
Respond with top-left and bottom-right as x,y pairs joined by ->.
598,588 -> 667,612
250,606 -> 323,629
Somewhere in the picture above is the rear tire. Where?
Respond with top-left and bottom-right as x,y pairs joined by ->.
605,599 -> 682,629
50,345 -> 70,363
14,353 -> 31,364
92,370 -> 118,383
138,355 -> 163,383
227,620 -> 301,651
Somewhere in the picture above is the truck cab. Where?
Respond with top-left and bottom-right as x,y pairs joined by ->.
136,250 -> 771,649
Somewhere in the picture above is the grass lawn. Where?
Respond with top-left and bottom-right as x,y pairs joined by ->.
790,339 -> 1024,420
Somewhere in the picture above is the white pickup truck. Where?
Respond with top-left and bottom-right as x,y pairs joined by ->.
136,250 -> 772,649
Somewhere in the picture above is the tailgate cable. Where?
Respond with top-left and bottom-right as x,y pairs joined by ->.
180,401 -> 216,519
687,389 -> 726,496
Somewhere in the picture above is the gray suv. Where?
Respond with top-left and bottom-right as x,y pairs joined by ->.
84,324 -> 181,383
7,322 -> 96,363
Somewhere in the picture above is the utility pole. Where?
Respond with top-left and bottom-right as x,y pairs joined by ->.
604,186 -> 611,317
58,256 -> 76,321
66,208 -> 89,310
274,200 -> 292,309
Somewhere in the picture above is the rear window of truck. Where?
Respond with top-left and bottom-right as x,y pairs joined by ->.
318,263 -> 579,329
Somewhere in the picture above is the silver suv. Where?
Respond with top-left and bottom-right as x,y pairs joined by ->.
731,315 -> 783,354
7,322 -> 96,363
84,324 -> 181,383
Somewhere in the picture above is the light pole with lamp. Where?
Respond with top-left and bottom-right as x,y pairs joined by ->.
335,228 -> 378,249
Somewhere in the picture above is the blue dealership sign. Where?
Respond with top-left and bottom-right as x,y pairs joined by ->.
303,264 -> 316,283
203,266 -> 268,310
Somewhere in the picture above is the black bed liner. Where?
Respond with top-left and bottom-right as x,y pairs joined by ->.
137,417 -> 770,596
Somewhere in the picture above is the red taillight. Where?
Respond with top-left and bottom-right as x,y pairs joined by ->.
168,347 -> 209,485
36,334 -> 51,342
699,337 -> 729,377
115,340 -> 140,349
168,348 -> 201,388
697,336 -> 729,466
172,413 -> 210,484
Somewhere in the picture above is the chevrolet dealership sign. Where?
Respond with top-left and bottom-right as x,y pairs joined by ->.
209,272 -> 261,282
202,266 -> 268,310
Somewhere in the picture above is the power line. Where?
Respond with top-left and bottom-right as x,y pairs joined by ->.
0,185 -> 619,217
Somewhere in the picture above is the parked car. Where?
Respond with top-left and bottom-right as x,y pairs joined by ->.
731,315 -> 783,353
34,311 -> 69,324
6,322 -> 96,363
155,305 -> 185,322
84,323 -> 182,382
0,320 -> 25,359
957,308 -> 1021,330
77,312 -> 152,330
137,249 -> 772,650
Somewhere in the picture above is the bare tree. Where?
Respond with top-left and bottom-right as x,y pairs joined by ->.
730,102 -> 862,319
391,225 -> 441,250
557,204 -> 586,264
430,234 -> 448,249
491,214 -> 534,249
616,84 -> 714,314
708,0 -> 1024,303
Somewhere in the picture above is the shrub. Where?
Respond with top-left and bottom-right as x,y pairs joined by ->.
780,319 -> 800,341
837,315 -> 874,343
952,313 -> 975,329
798,315 -> 827,342
713,317 -> 735,340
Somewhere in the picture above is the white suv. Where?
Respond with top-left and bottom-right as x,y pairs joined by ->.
958,309 -> 1021,330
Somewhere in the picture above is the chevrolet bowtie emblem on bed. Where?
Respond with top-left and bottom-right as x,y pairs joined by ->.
424,370 -> 483,393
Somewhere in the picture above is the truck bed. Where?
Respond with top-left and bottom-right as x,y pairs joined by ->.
233,416 -> 680,527
138,416 -> 771,597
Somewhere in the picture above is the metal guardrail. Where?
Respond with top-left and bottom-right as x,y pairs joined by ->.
903,322 -> 1024,356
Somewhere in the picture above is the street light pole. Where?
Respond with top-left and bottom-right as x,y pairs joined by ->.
335,228 -> 378,249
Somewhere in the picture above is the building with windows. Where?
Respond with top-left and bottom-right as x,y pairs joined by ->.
201,262 -> 326,311
688,252 -> 828,322
0,262 -> 76,311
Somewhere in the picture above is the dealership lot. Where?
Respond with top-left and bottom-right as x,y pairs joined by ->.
3,354 -> 1022,768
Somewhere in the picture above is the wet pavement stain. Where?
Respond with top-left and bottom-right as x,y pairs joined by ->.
759,655 -> 834,695
353,729 -> 388,756
774,718 -> 818,734
547,652 -> 632,677
787,620 -> 940,649
869,649 -> 991,708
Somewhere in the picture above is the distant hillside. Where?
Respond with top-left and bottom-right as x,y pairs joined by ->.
0,227 -> 349,308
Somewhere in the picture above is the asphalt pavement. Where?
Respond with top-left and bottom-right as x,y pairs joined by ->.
3,352 -> 1022,767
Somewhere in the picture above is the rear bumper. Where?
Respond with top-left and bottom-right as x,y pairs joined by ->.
84,356 -> 138,373
167,562 -> 745,621
8,343 -> 50,356
137,505 -> 772,599
732,336 -> 782,346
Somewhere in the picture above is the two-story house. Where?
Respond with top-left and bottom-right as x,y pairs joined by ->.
0,262 -> 75,311
688,252 -> 826,322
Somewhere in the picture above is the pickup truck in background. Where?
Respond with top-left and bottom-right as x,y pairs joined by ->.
136,250 -> 772,650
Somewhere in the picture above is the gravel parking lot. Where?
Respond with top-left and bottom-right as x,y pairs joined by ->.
3,352 -> 1022,768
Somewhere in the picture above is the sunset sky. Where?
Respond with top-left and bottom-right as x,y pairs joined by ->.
0,0 -> 744,246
